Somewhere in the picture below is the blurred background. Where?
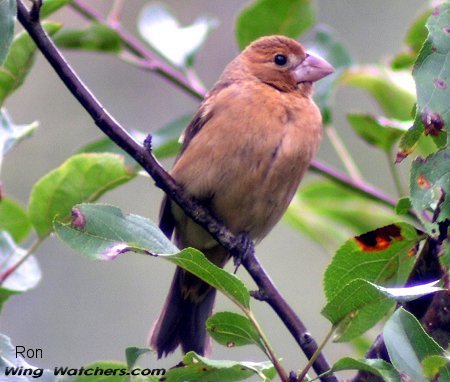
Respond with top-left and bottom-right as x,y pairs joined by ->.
2,0 -> 426,376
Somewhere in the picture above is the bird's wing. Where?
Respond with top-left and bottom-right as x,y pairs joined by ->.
158,94 -> 216,239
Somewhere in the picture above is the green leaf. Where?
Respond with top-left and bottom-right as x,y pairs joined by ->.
340,67 -> 416,120
441,239 -> 450,271
347,114 -> 409,153
285,180 -> 398,252
207,312 -> 265,351
40,0 -> 73,19
77,136 -> 138,169
398,4 -> 450,159
331,357 -> 401,382
69,361 -> 130,382
78,114 -> 190,162
29,153 -> 136,237
422,354 -> 450,380
138,3 -> 217,68
54,203 -> 178,259
0,108 -> 38,173
162,352 -> 276,381
324,223 -> 422,303
306,26 -> 353,124
0,231 -> 41,313
236,0 -> 314,51
323,279 -> 441,341
410,146 -> 450,234
125,346 -> 152,370
54,23 -> 122,52
0,22 -> 61,106
395,197 -> 412,216
170,248 -> 250,309
55,203 -> 250,309
0,197 -> 32,243
391,10 -> 432,70
322,279 -> 394,342
152,114 -> 191,158
384,308 -> 449,382
0,333 -> 55,381
0,0 -> 16,65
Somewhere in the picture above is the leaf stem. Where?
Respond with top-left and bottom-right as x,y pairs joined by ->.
245,309 -> 289,382
388,149 -> 406,197
107,0 -> 124,25
297,326 -> 336,382
0,236 -> 45,285
325,125 -> 363,182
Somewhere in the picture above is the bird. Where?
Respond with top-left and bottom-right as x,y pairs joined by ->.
149,35 -> 334,358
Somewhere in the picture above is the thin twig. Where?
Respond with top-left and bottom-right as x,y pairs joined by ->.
325,125 -> 363,182
388,149 -> 406,197
16,2 -> 338,381
297,326 -> 336,382
246,310 -> 289,382
0,237 -> 45,285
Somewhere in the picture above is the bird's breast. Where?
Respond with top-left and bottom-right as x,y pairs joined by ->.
172,83 -> 322,242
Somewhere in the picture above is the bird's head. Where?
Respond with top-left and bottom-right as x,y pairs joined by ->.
239,35 -> 334,93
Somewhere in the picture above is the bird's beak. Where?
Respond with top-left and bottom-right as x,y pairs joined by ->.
294,53 -> 334,83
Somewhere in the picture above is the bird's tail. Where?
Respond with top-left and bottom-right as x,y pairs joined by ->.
149,266 -> 216,358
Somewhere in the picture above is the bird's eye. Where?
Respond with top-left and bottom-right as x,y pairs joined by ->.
274,54 -> 288,66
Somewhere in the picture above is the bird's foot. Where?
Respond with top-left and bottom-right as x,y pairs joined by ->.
232,232 -> 254,273
250,289 -> 268,301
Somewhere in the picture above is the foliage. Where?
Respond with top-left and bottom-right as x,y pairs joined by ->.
0,1 -> 448,382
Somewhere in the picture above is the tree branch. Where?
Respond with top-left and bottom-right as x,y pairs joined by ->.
17,1 -> 337,381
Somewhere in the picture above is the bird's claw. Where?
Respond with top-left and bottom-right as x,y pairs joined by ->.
250,289 -> 267,301
232,232 -> 254,273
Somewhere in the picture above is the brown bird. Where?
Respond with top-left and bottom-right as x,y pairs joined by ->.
150,35 -> 334,357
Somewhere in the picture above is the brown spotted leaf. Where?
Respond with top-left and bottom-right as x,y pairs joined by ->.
323,223 -> 423,341
410,146 -> 450,235
398,3 -> 450,160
